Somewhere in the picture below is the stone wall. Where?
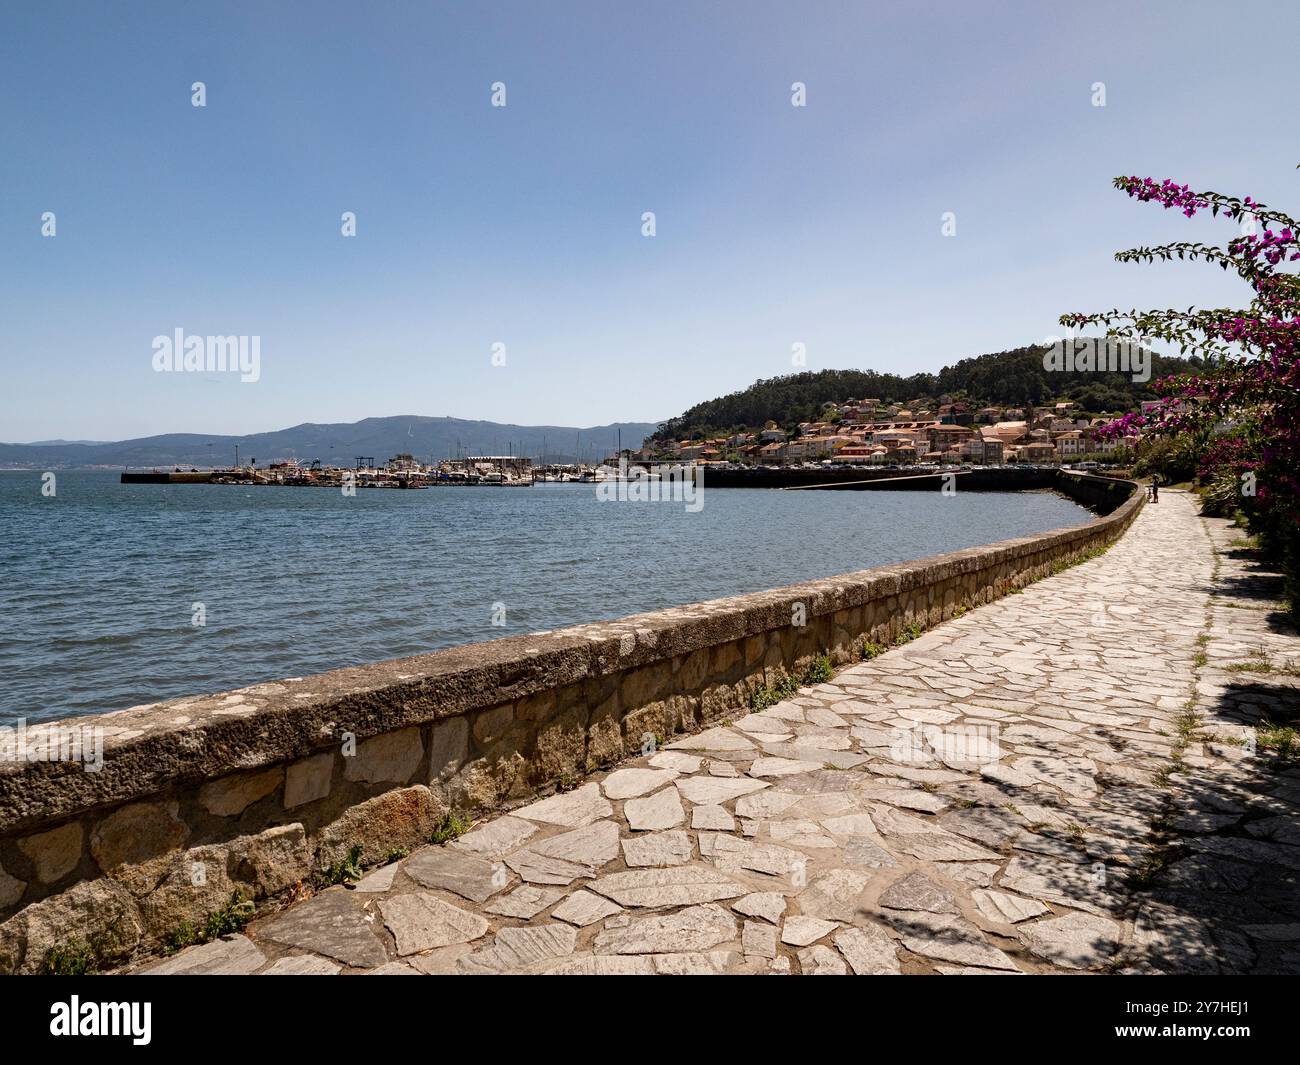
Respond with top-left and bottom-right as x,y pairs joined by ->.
0,473 -> 1141,972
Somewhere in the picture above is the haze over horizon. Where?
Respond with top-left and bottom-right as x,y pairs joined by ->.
4,0 -> 1297,441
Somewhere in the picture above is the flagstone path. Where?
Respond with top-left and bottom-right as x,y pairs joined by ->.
137,490 -> 1300,975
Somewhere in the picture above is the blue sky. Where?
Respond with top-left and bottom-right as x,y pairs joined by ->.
2,0 -> 1297,441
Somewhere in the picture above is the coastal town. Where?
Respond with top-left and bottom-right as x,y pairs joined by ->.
641,395 -> 1144,469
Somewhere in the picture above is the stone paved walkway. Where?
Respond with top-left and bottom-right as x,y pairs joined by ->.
137,491 -> 1300,975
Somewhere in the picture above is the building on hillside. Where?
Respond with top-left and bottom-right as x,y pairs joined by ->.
961,437 -> 1004,464
930,424 -> 974,451
1054,431 -> 1089,459
835,444 -> 879,464
1016,443 -> 1057,462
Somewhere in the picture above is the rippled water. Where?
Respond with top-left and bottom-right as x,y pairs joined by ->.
0,470 -> 1090,723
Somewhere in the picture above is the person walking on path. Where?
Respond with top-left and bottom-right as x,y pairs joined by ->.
1149,473 -> 1160,503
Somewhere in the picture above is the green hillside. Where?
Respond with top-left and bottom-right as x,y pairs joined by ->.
653,345 -> 1200,440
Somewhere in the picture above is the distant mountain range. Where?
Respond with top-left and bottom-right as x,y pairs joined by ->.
0,416 -> 661,469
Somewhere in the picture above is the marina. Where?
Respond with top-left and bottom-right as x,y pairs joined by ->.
121,454 -> 542,488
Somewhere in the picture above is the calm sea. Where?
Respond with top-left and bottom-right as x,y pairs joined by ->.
0,471 -> 1090,724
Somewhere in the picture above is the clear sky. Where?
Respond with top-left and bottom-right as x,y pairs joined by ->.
2,0 -> 1297,442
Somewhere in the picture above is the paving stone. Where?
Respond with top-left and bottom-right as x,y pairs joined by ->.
407,944 -> 477,974
878,871 -> 957,914
1243,815 -> 1300,846
743,920 -> 778,959
1010,755 -> 1097,799
675,776 -> 769,805
806,707 -> 850,728
798,944 -> 848,974
834,925 -> 902,975
589,866 -> 748,907
139,934 -> 265,975
748,756 -> 826,778
971,889 -> 1049,924
621,830 -> 693,867
665,728 -> 755,751
889,911 -> 1021,971
763,744 -> 869,770
870,806 -> 1003,862
552,889 -> 624,927
840,837 -> 900,869
403,848 -> 505,903
999,853 -> 1117,917
366,961 -> 421,975
733,892 -> 787,924
1130,904 -> 1230,974
542,954 -> 656,974
624,787 -> 686,831
780,915 -> 839,946
939,862 -> 998,887
353,863 -> 399,893
1240,923 -> 1300,941
649,950 -> 741,974
485,885 -> 565,919
1019,912 -> 1121,969
734,714 -> 796,736
457,924 -> 579,974
258,890 -> 389,969
1188,835 -> 1300,869
649,752 -> 703,773
820,812 -> 881,836
451,815 -> 537,858
708,760 -> 740,777
513,782 -> 613,826
800,868 -> 873,922
716,841 -> 805,879
736,791 -> 802,819
601,767 -> 680,799
594,903 -> 737,954
691,805 -> 735,831
380,891 -> 490,955
259,955 -> 342,975
505,820 -> 621,884
872,788 -> 951,814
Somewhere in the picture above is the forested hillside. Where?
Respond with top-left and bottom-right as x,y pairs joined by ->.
653,345 -> 1200,440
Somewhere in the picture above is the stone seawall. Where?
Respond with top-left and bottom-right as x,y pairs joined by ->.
0,473 -> 1141,972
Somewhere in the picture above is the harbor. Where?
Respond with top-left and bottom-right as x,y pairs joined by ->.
116,453 -> 691,488
121,454 -> 543,488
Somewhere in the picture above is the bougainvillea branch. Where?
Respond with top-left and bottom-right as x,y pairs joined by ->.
1063,172 -> 1300,612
